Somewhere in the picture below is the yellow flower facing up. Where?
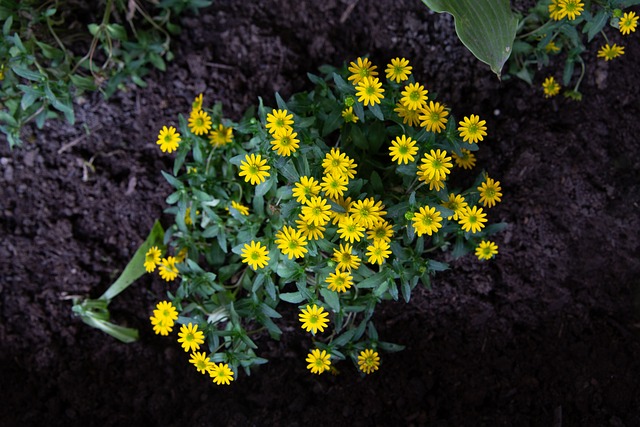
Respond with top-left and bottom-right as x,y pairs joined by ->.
265,109 -> 294,135
358,349 -> 381,374
306,348 -> 331,375
332,243 -> 361,272
476,240 -> 499,260
458,206 -> 488,234
349,198 -> 387,229
189,351 -> 214,374
209,124 -> 233,146
366,240 -> 392,265
241,240 -> 270,270
478,177 -> 503,208
322,147 -> 350,177
329,196 -> 353,225
400,82 -> 428,111
321,173 -> 349,200
385,57 -> 412,83
419,101 -> 449,133
326,269 -> 353,293
156,126 -> 181,153
394,102 -> 420,127
292,176 -> 321,204
301,196 -> 332,227
275,226 -> 308,259
299,304 -> 330,335
342,106 -> 359,123
177,322 -> 205,353
229,200 -> 249,216
347,57 -> 379,85
150,316 -> 173,336
619,11 -> 638,35
153,300 -> 179,324
542,76 -> 561,98
557,0 -> 584,20
337,215 -> 365,243
417,171 -> 446,191
209,363 -> 234,385
419,149 -> 453,182
597,43 -> 625,61
355,76 -> 385,106
411,206 -> 443,237
158,256 -> 179,281
389,135 -> 418,165
366,219 -> 393,244
458,114 -> 487,144
144,246 -> 162,272
188,109 -> 212,136
452,149 -> 476,170
441,193 -> 469,221
238,153 -> 270,185
270,127 -> 300,156
296,217 -> 326,241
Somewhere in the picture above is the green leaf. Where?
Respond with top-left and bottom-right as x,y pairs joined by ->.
279,292 -> 305,304
12,66 -> 43,82
100,220 -> 165,300
357,272 -> 387,289
3,15 -> 13,35
320,287 -> 340,312
584,10 -> 608,42
421,0 -> 518,78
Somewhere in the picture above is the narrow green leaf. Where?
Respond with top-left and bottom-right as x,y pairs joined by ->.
279,292 -> 305,304
421,0 -> 518,78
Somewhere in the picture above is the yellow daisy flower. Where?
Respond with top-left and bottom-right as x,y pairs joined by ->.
275,226 -> 308,259
478,177 -> 503,208
347,57 -> 379,85
144,246 -> 162,273
476,240 -> 499,260
452,149 -> 476,170
292,176 -> 321,204
299,304 -> 329,334
188,109 -> 212,135
238,153 -> 270,185
389,135 -> 418,165
400,82 -> 428,110
209,363 -> 234,385
240,240 -> 270,270
419,101 -> 449,133
156,126 -> 181,153
306,348 -> 331,375
542,76 -> 561,98
358,349 -> 381,374
458,206 -> 488,234
597,43 -> 625,61
332,243 -> 361,272
619,11 -> 638,35
458,114 -> 487,144
355,76 -> 385,106
177,322 -> 205,353
209,124 -> 233,146
325,269 -> 353,293
265,109 -> 294,135
385,57 -> 412,83
411,206 -> 443,237
365,240 -> 391,265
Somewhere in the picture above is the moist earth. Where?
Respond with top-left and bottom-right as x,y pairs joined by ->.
1,1 -> 640,426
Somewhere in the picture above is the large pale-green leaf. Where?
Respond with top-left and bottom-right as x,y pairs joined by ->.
422,0 -> 518,78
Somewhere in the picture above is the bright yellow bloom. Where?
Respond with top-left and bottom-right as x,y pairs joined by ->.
144,246 -> 162,272
337,215 -> 365,243
153,300 -> 179,323
389,135 -> 418,165
299,304 -> 330,335
332,243 -> 361,272
321,173 -> 348,200
177,322 -> 205,352
347,57 -> 379,85
542,76 -> 561,98
301,196 -> 332,226
188,109 -> 212,135
412,206 -> 443,237
476,240 -> 499,260
366,240 -> 391,265
452,149 -> 476,169
209,363 -> 234,385
355,76 -> 385,106
358,349 -> 381,374
326,269 -> 353,293
366,219 -> 393,243
385,57 -> 412,83
548,0 -> 563,20
191,93 -> 203,112
345,157 -> 358,179
342,106 -> 359,123
275,226 -> 308,259
209,124 -> 233,146
292,176 -> 321,204
150,316 -> 173,336
419,101 -> 449,133
265,109 -> 294,135
189,351 -> 214,374
156,126 -> 181,153
238,153 -> 270,185
296,216 -> 326,241
349,198 -> 387,229
175,247 -> 188,264
597,44 -> 625,61
419,149 -> 453,182
230,200 -> 249,216
619,11 -> 638,35
306,348 -> 331,375
322,147 -> 350,177
478,177 -> 503,208
400,82 -> 428,110
458,206 -> 488,234
458,114 -> 487,144
158,256 -> 179,281
241,240 -> 270,270
417,169 -> 446,191
329,196 -> 353,225
557,0 -> 584,20
441,193 -> 468,221
394,102 -> 420,127
270,127 -> 300,156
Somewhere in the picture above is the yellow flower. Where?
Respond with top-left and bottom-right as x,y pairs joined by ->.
394,102 -> 420,127
144,246 -> 162,273
156,126 -> 181,153
191,93 -> 203,112
238,153 -> 270,185
458,114 -> 487,144
545,41 -> 560,53
542,76 -> 561,98
209,124 -> 233,146
385,57 -> 412,83
158,256 -> 179,281
322,147 -> 350,177
332,243 -> 361,272
321,173 -> 348,200
597,43 -> 625,61
366,240 -> 391,265
441,193 -> 468,221
419,101 -> 449,133
150,316 -> 173,336
301,196 -> 332,227
240,240 -> 270,270
478,177 -> 503,208
358,349 -> 381,374
341,106 -> 359,123
452,149 -> 476,170
229,200 -> 249,216
337,215 -> 365,243
299,304 -> 330,335
419,149 -> 453,182
619,11 -> 638,35
209,363 -> 234,385
275,226 -> 308,259
265,109 -> 294,135
306,348 -> 331,374
400,82 -> 428,111
557,0 -> 584,20
177,322 -> 205,352
355,76 -> 385,106
325,269 -> 353,293
347,57 -> 379,85
548,0 -> 563,20
292,176 -> 321,204
366,219 -> 393,243
458,206 -> 488,234
476,240 -> 499,260
411,206 -> 443,237
189,351 -> 214,374
296,216 -> 326,241
270,127 -> 300,156
389,135 -> 418,165
188,109 -> 212,136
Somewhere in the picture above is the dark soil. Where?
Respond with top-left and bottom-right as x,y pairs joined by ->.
2,1 -> 640,426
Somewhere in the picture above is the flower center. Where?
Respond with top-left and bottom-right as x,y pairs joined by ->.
409,91 -> 420,101
164,135 -> 172,142
249,165 -> 258,174
310,315 -> 318,324
251,251 -> 259,260
196,118 -> 204,126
